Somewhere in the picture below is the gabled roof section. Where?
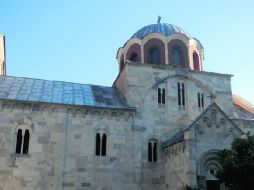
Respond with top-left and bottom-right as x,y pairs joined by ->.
0,76 -> 134,110
161,130 -> 184,149
233,95 -> 254,120
162,103 -> 244,149
185,102 -> 243,134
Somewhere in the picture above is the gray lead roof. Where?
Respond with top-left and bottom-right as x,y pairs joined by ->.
131,23 -> 190,39
0,76 -> 132,109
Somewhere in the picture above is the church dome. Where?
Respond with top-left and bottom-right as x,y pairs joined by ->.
117,18 -> 204,72
131,22 -> 190,39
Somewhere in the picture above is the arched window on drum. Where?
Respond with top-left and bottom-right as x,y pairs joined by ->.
149,47 -> 160,64
193,52 -> 200,71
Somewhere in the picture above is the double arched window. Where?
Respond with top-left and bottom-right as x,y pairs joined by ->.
158,88 -> 165,105
15,128 -> 30,155
95,132 -> 107,156
148,139 -> 157,162
149,47 -> 160,64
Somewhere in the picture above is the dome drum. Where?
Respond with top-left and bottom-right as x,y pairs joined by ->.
117,20 -> 204,72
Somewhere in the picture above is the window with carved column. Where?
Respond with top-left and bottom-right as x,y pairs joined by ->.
148,139 -> 157,162
15,128 -> 30,155
95,132 -> 107,156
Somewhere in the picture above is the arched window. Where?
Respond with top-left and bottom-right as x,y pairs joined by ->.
198,92 -> 204,109
177,82 -> 185,110
101,134 -> 107,156
15,128 -> 30,155
193,52 -> 200,71
148,139 -> 157,162
23,130 -> 30,154
158,88 -> 166,106
95,132 -> 107,156
149,48 -> 160,64
15,129 -> 22,154
95,133 -> 100,155
130,53 -> 138,62
172,48 -> 181,65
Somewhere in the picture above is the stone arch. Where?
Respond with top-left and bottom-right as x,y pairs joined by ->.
168,39 -> 189,67
126,43 -> 141,62
153,74 -> 214,94
144,38 -> 165,64
137,73 -> 215,114
197,149 -> 224,190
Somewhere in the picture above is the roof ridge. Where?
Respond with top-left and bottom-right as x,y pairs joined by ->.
233,94 -> 254,115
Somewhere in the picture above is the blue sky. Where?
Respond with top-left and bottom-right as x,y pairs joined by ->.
1,0 -> 254,103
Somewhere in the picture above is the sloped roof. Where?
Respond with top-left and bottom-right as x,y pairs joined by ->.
161,129 -> 184,149
233,95 -> 254,120
0,76 -> 133,110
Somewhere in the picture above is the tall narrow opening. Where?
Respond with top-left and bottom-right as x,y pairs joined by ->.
101,134 -> 107,156
22,130 -> 30,154
95,133 -> 100,156
149,47 -> 160,64
172,48 -> 181,65
15,129 -> 22,154
148,142 -> 152,162
193,52 -> 200,71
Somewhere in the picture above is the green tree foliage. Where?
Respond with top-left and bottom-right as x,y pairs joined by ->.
217,133 -> 254,190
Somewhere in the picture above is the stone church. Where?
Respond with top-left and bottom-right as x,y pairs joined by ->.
0,19 -> 254,190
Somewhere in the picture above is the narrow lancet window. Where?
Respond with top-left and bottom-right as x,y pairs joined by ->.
198,92 -> 204,109
101,134 -> 107,156
178,83 -> 181,106
15,129 -> 22,154
95,133 -> 101,156
148,142 -> 152,162
158,88 -> 162,104
201,93 -> 204,108
177,82 -> 185,109
162,89 -> 165,104
22,130 -> 30,154
182,83 -> 185,106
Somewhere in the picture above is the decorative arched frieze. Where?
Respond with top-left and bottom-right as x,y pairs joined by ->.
110,111 -> 118,119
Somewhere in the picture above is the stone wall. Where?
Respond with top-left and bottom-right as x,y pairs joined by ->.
0,100 -> 136,190
232,118 -> 254,134
164,141 -> 190,190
